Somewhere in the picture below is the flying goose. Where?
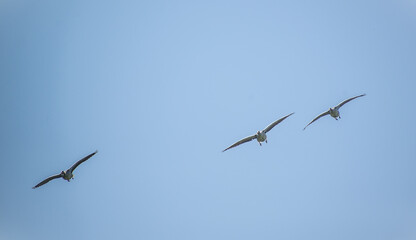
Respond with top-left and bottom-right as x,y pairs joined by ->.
303,94 -> 366,130
223,112 -> 294,152
33,151 -> 97,189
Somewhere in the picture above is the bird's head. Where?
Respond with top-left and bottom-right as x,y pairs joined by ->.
256,130 -> 261,135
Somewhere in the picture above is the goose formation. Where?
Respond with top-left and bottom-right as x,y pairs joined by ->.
33,94 -> 365,188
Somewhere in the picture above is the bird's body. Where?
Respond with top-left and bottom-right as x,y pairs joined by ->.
303,94 -> 365,130
32,151 -> 97,189
256,130 -> 267,144
329,108 -> 340,119
63,171 -> 73,181
223,112 -> 294,152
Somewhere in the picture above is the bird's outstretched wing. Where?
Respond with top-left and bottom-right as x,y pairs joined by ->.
263,112 -> 294,133
335,94 -> 366,110
33,174 -> 62,189
223,135 -> 257,152
68,151 -> 97,173
303,111 -> 330,130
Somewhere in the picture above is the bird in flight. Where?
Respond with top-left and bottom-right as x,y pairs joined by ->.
223,112 -> 294,152
303,94 -> 366,130
33,151 -> 97,189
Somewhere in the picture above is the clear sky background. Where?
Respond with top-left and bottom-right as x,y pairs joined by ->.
1,0 -> 416,239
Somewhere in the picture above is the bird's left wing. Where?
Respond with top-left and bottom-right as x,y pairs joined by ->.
303,110 -> 330,130
32,173 -> 62,189
335,94 -> 366,110
223,134 -> 257,152
263,112 -> 294,133
69,150 -> 97,173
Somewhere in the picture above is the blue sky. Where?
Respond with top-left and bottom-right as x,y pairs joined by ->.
1,0 -> 416,239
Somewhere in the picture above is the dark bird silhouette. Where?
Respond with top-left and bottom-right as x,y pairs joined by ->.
33,151 -> 97,189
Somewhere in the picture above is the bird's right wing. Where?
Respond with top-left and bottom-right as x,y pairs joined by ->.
69,151 -> 98,173
263,112 -> 294,133
32,174 -> 62,189
335,94 -> 366,110
303,110 -> 330,130
222,134 -> 257,152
